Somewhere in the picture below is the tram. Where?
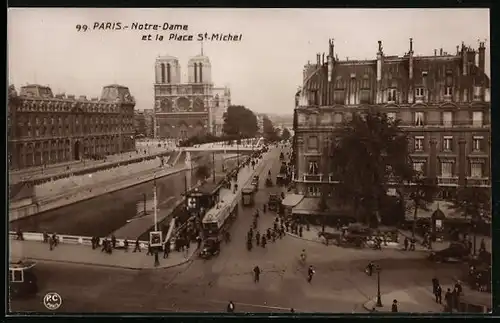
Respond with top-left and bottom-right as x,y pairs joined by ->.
242,186 -> 256,207
9,260 -> 38,298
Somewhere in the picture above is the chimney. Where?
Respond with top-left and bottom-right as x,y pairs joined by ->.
376,40 -> 383,104
439,48 -> 443,56
478,41 -> 485,71
409,38 -> 414,80
434,49 -> 437,56
456,45 -> 460,55
462,42 -> 467,76
322,53 -> 325,65
327,39 -> 334,82
316,53 -> 320,66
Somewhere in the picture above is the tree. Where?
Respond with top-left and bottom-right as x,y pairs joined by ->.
449,186 -> 490,254
405,175 -> 438,238
223,105 -> 258,137
330,112 -> 414,227
262,116 -> 280,142
281,127 -> 291,141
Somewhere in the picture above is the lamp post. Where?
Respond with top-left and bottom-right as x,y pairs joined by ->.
376,265 -> 383,307
236,132 -> 240,169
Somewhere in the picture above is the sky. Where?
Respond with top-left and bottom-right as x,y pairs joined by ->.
8,8 -> 490,115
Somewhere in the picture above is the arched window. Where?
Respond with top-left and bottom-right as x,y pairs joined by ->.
199,63 -> 203,83
194,63 -> 198,83
160,63 -> 166,83
166,63 -> 171,83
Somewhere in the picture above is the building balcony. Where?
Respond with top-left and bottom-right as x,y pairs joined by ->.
437,176 -> 459,186
400,120 -> 490,129
303,174 -> 323,182
466,177 -> 490,187
328,175 -> 340,183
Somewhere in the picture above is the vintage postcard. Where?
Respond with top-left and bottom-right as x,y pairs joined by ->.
7,8 -> 491,314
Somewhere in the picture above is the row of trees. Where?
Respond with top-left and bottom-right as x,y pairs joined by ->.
180,104 -> 292,146
327,112 -> 490,234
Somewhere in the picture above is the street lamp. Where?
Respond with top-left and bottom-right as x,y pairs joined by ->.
375,265 -> 383,307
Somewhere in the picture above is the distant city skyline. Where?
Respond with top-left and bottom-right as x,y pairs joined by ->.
8,8 -> 490,114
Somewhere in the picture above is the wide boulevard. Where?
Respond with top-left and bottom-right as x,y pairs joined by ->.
9,147 -> 462,313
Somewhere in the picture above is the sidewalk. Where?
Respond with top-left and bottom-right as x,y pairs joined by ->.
363,286 -> 445,313
10,239 -> 198,270
9,148 -> 173,185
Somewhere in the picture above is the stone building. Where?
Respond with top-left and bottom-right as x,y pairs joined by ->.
290,39 -> 490,215
8,84 -> 136,170
153,51 -> 231,139
133,110 -> 147,136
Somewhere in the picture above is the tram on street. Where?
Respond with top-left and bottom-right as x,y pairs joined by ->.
202,190 -> 239,241
242,186 -> 255,207
9,260 -> 38,298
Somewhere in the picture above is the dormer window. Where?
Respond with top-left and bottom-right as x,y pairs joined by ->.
415,88 -> 425,97
444,87 -> 453,96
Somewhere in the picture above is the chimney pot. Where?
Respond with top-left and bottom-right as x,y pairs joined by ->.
434,49 -> 437,56
409,38 -> 413,52
440,48 -> 443,56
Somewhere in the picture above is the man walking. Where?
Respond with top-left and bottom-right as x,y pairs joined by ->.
253,266 -> 261,283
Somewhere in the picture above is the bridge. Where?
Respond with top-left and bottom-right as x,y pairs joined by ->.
180,137 -> 265,153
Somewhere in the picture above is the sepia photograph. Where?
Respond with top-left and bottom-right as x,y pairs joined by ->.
7,8 -> 492,314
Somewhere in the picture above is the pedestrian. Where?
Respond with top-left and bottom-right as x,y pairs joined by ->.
91,236 -> 96,249
444,288 -> 453,312
404,237 -> 409,251
307,265 -> 315,283
261,236 -> 266,248
147,242 -> 153,256
480,239 -> 486,252
49,236 -> 54,251
185,242 -> 190,258
43,232 -> 49,243
196,235 -> 202,249
391,299 -> 398,312
133,238 -> 141,252
253,265 -> 261,283
111,235 -> 117,249
227,301 -> 235,313
299,226 -> 303,238
409,238 -> 416,251
124,239 -> 129,252
52,233 -> 58,247
290,308 -> 295,313
454,280 -> 463,296
163,241 -> 170,258
101,238 -> 108,252
285,222 -> 290,232
256,232 -> 261,246
435,284 -> 442,304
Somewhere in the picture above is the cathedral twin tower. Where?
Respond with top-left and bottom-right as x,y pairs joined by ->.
154,54 -> 212,84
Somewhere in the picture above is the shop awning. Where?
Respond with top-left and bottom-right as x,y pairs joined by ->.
291,197 -> 353,216
404,200 -> 462,220
282,194 -> 304,207
292,197 -> 320,215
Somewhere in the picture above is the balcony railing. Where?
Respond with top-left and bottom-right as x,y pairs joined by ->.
303,174 -> 322,182
466,177 -> 490,187
437,176 -> 459,186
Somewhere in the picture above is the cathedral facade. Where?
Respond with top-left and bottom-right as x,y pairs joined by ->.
153,53 -> 231,139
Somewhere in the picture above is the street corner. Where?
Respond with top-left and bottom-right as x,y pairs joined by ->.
362,287 -> 442,313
